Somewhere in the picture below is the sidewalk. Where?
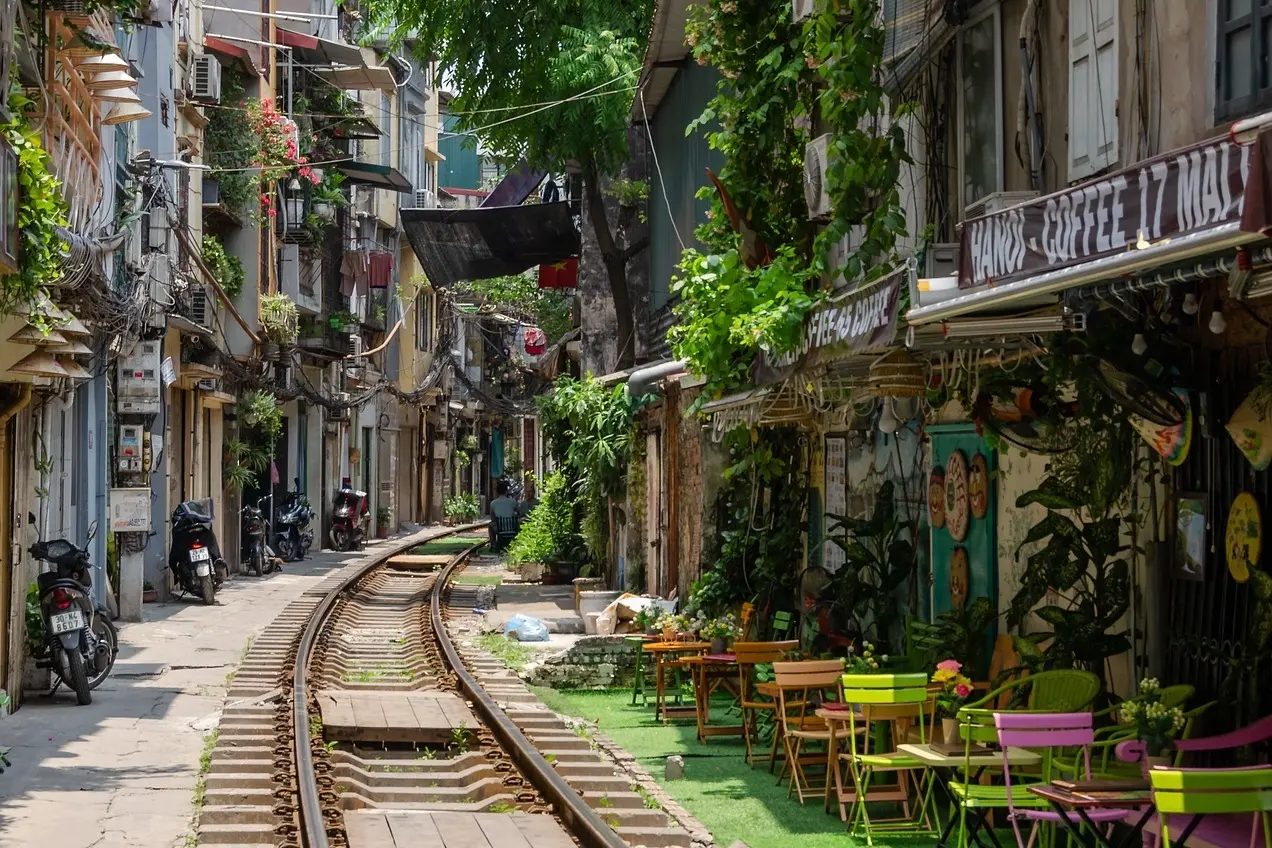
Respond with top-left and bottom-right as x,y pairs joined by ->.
0,539 -> 403,847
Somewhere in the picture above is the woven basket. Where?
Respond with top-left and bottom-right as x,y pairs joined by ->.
867,348 -> 925,398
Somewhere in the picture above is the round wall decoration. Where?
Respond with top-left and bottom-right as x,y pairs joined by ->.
945,449 -> 970,541
969,452 -> 989,519
929,467 -> 947,529
1226,491 -> 1262,584
950,546 -> 970,610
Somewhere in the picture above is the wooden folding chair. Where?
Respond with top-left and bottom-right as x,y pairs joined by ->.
734,640 -> 799,768
773,659 -> 845,804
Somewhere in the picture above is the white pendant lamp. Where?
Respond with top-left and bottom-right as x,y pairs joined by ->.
74,53 -> 130,74
94,87 -> 141,104
103,101 -> 152,124
9,350 -> 69,379
84,70 -> 139,91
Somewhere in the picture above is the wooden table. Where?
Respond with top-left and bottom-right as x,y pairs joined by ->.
642,641 -> 709,722
685,653 -> 744,743
898,743 -> 1044,847
1028,783 -> 1155,848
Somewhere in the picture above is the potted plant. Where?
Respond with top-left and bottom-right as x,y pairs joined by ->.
260,292 -> 299,355
1119,677 -> 1186,769
376,506 -> 393,538
931,659 -> 974,743
311,170 -> 346,221
143,581 -> 157,603
701,614 -> 740,655
443,494 -> 479,525
632,607 -> 660,635
845,640 -> 887,674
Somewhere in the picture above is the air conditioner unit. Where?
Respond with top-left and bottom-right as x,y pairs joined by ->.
924,243 -> 960,278
188,284 -> 210,327
347,333 -> 363,358
195,378 -> 218,391
413,188 -> 436,208
190,54 -> 222,104
964,190 -> 1039,221
803,134 -> 832,220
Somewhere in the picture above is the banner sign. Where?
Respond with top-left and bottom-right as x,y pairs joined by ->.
959,133 -> 1272,289
754,270 -> 903,385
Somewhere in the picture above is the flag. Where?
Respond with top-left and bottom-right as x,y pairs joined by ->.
538,257 -> 578,289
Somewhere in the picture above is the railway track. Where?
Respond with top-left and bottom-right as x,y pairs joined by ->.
194,525 -> 694,848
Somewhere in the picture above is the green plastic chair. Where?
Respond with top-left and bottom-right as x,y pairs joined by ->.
899,615 -> 943,672
838,672 -> 938,844
771,611 -> 795,642
1150,765 -> 1272,848
961,669 -> 1102,714
625,635 -> 648,706
1091,684 -> 1195,740
1071,700 -> 1216,780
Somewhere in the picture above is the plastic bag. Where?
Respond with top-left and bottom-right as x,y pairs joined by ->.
502,614 -> 549,642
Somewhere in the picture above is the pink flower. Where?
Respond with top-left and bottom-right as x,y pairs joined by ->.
955,683 -> 972,698
936,659 -> 962,672
267,208 -> 277,218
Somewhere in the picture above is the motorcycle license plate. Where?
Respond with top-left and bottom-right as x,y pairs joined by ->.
51,609 -> 85,634
189,547 -> 211,563
195,563 -> 212,577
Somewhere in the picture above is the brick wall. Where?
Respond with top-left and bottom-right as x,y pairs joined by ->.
523,635 -> 641,688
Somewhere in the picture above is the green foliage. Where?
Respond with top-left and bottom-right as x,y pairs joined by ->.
453,273 -> 574,344
376,506 -> 393,526
312,169 -> 349,207
538,376 -> 646,567
444,493 -> 480,520
25,583 -> 43,651
669,246 -> 820,401
201,234 -> 245,299
930,596 -> 996,677
259,293 -> 299,343
506,471 -> 582,566
477,631 -> 535,671
826,480 -> 915,646
204,68 -> 256,215
2,94 -> 70,325
242,390 -> 284,441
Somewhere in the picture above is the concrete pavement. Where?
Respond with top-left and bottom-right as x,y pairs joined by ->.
0,542 -> 385,848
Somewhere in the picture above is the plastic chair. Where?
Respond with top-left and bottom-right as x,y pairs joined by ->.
771,610 -> 795,641
773,659 -> 845,804
837,672 -> 937,843
993,712 -> 1132,848
625,635 -> 648,706
1149,765 -> 1272,848
899,615 -> 943,672
739,602 -> 756,640
734,640 -> 799,768
962,669 -> 1101,714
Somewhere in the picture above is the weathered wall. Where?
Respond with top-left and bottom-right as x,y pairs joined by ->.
523,635 -> 640,688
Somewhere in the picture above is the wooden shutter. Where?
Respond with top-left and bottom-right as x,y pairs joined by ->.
1068,0 -> 1119,180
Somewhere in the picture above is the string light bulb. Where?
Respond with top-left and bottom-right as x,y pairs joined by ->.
1131,333 -> 1148,356
1182,293 -> 1199,315
877,399 -> 899,435
1209,309 -> 1227,335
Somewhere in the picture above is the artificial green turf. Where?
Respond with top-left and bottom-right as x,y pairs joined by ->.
533,688 -> 935,848
412,538 -> 486,555
452,573 -> 503,585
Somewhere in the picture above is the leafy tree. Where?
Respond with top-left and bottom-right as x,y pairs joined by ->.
453,273 -> 574,343
361,0 -> 654,369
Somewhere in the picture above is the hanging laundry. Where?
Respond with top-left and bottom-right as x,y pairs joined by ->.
368,251 -> 394,288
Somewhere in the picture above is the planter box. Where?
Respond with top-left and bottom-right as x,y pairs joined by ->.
143,589 -> 157,603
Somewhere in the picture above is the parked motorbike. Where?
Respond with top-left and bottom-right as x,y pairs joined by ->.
273,477 -> 314,562
28,520 -> 118,705
329,481 -> 369,552
170,499 -> 226,604
240,497 -> 269,577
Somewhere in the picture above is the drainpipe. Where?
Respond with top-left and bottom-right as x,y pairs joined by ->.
628,359 -> 688,396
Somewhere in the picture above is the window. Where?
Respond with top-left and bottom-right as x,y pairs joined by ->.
416,290 -> 432,351
957,4 -> 1003,211
1068,0 -> 1119,179
1216,0 -> 1272,119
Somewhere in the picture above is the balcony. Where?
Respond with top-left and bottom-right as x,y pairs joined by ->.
280,243 -> 322,315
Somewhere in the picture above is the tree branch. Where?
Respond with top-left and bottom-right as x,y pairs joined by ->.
621,233 -> 650,263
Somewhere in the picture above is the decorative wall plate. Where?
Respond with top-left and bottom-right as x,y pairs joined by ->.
945,449 -> 970,542
969,452 -> 989,519
929,466 -> 946,529
1226,491 -> 1261,584
950,546 -> 970,610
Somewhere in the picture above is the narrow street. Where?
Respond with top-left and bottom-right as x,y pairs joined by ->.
0,545 -> 376,848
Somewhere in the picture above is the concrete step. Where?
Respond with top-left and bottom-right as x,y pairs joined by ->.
208,758 -> 274,774
615,826 -> 694,847
205,774 -> 275,789
195,823 -> 277,844
203,787 -> 277,806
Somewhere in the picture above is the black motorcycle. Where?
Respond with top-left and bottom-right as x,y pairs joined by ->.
240,497 -> 268,577
170,499 -> 226,604
272,478 -> 314,562
329,482 -> 368,552
29,520 -> 118,705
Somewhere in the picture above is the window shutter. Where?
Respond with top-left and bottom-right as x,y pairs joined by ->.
1068,0 -> 1119,179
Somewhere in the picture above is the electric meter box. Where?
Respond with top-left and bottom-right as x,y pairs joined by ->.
118,424 -> 144,473
117,340 -> 162,414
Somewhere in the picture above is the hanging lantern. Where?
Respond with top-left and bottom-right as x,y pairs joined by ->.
867,348 -> 925,398
103,102 -> 152,125
9,350 -> 69,378
8,324 -> 68,346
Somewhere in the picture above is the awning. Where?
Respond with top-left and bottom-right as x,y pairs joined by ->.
312,65 -> 397,92
276,28 -> 364,66
335,161 -> 412,193
425,146 -> 446,163
400,201 -> 581,287
320,115 -> 381,140
632,0 -> 695,120
204,36 -> 261,74
908,125 -> 1272,325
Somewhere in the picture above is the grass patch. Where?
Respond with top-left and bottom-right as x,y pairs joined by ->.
186,728 -> 220,846
538,689 -> 939,848
412,538 -> 485,555
477,632 -> 536,671
341,665 -> 411,683
453,572 -> 503,585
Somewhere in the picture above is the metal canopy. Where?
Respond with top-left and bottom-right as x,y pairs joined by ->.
276,28 -> 365,66
400,202 -> 581,288
335,161 -> 413,193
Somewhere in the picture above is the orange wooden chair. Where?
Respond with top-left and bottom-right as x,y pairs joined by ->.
773,659 -> 846,804
734,640 -> 799,767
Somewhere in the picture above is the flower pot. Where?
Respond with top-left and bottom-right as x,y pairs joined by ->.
377,526 -> 389,538
661,626 -> 676,642
143,589 -> 157,603
314,201 -> 335,221
711,637 -> 728,655
261,342 -> 280,361
942,718 -> 960,745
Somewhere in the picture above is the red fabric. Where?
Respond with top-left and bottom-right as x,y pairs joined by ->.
523,327 -> 547,355
538,257 -> 578,289
368,252 -> 393,289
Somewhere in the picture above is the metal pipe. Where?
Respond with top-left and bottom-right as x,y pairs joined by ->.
1073,245 -> 1272,303
628,359 -> 688,395
431,548 -> 630,848
1229,108 -> 1272,144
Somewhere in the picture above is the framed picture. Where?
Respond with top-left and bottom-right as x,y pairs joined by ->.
1174,492 -> 1208,582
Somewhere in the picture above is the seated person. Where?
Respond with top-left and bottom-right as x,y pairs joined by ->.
488,481 -> 519,547
518,480 -> 538,520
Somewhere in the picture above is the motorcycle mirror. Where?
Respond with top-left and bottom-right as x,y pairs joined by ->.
86,519 -> 99,543
294,476 -> 301,490
25,511 -> 40,547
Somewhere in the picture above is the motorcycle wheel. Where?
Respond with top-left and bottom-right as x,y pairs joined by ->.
66,648 -> 92,705
275,536 -> 295,563
331,527 -> 350,552
199,574 -> 215,605
89,616 -> 118,690
251,544 -> 264,577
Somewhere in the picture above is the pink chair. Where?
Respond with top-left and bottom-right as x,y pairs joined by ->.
994,712 -> 1135,848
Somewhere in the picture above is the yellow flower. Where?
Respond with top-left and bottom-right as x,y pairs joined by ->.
933,669 -> 956,683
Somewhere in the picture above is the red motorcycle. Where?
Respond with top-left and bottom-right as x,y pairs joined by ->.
329,480 -> 369,552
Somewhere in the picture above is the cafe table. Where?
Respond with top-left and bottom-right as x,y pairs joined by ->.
683,652 -> 744,744
897,742 -> 1043,848
1027,782 -> 1155,848
642,641 -> 709,723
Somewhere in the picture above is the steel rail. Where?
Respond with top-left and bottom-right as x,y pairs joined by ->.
431,548 -> 630,848
292,523 -> 485,848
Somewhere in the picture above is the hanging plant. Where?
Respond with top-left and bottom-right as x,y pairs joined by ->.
1,92 -> 70,326
201,234 -> 245,299
241,389 -> 284,440
259,292 -> 299,343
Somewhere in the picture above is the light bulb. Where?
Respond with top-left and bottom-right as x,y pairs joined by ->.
1209,309 -> 1227,334
1182,293 -> 1199,315
288,177 -> 302,192
877,399 -> 899,435
1131,333 -> 1148,356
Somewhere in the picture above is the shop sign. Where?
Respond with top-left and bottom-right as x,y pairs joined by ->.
754,271 -> 902,385
960,133 -> 1272,289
